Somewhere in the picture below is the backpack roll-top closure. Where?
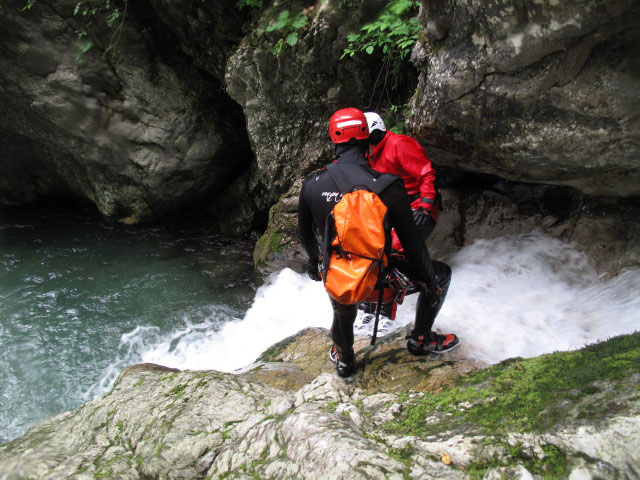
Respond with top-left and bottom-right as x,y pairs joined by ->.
333,191 -> 387,261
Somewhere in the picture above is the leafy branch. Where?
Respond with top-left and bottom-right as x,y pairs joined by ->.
264,8 -> 308,55
73,0 -> 128,59
341,0 -> 420,108
236,0 -> 263,11
341,0 -> 419,62
17,0 -> 127,60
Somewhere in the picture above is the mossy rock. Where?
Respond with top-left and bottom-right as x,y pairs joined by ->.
384,332 -> 640,438
253,180 -> 305,273
254,326 -> 479,394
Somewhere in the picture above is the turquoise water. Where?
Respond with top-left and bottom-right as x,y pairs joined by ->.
0,204 -> 258,444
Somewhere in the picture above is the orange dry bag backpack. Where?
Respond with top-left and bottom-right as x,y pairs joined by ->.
321,163 -> 398,344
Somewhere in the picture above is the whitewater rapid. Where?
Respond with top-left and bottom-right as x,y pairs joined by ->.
90,231 -> 640,397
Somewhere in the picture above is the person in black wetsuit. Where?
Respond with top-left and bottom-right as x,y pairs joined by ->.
297,108 -> 460,378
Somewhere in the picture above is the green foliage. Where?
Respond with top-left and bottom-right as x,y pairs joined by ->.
264,8 -> 308,55
342,0 -> 419,62
72,0 -> 127,58
385,103 -> 407,134
15,0 -> 128,60
342,0 -> 419,106
236,0 -> 264,21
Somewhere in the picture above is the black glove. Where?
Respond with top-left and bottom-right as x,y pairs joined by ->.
411,208 -> 433,228
307,262 -> 321,282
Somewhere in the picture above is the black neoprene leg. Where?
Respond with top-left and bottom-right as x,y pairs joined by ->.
412,260 -> 452,337
416,214 -> 436,239
330,298 -> 357,362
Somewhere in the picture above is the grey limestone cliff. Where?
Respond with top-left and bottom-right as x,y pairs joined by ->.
0,0 -> 252,223
410,0 -> 640,196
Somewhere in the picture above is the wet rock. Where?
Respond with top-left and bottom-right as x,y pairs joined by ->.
224,0 -> 389,218
256,175 -> 640,275
410,0 -> 640,196
0,0 -> 252,222
253,179 -> 306,275
0,330 -> 638,479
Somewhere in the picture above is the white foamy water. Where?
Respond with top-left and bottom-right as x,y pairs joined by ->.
436,231 -> 640,364
138,269 -> 334,371
92,231 -> 640,396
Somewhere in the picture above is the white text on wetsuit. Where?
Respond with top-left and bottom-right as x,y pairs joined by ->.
322,191 -> 341,203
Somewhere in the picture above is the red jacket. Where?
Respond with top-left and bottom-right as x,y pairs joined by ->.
369,131 -> 438,217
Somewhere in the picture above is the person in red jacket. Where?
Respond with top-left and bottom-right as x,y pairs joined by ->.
365,111 -> 438,240
355,112 -> 440,332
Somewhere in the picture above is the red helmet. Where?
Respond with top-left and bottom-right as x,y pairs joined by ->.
328,108 -> 369,144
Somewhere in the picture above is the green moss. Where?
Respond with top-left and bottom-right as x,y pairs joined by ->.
249,446 -> 270,472
257,330 -> 306,361
353,398 -> 372,418
386,445 -> 413,467
252,192 -> 299,268
133,378 -> 144,387
326,401 -> 338,413
161,372 -> 178,382
385,333 -> 640,436
254,231 -> 285,266
168,383 -> 188,396
194,379 -> 208,389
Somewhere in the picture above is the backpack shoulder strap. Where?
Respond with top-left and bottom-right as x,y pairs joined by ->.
326,163 -> 398,196
325,163 -> 352,194
368,172 -> 399,196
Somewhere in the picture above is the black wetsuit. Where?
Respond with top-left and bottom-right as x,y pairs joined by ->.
297,144 -> 451,362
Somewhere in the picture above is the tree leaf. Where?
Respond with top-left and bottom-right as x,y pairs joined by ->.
365,45 -> 374,54
286,32 -> 298,46
291,16 -> 306,29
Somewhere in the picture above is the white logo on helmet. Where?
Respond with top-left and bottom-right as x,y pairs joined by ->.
336,120 -> 363,128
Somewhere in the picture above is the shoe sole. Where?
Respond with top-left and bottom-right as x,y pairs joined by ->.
408,339 -> 461,356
